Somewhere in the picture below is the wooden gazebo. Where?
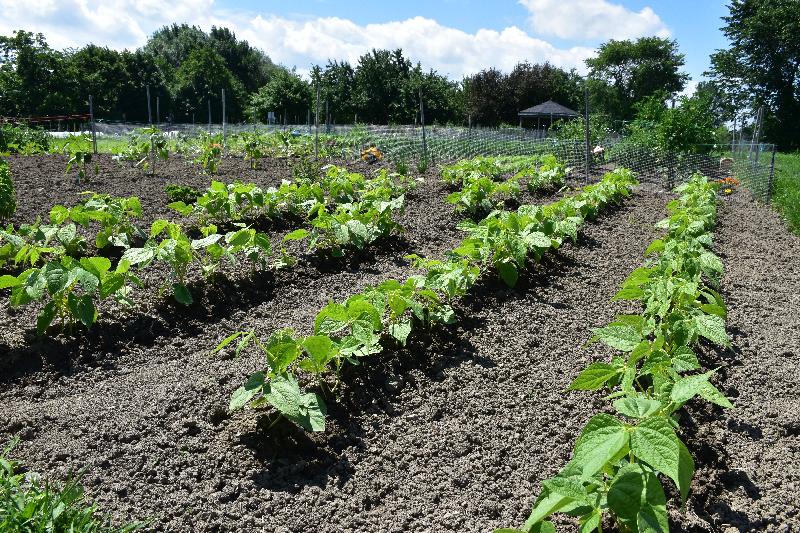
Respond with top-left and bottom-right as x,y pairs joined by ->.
518,100 -> 579,130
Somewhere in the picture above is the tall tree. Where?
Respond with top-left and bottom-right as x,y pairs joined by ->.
706,0 -> 800,149
463,68 -> 508,126
0,30 -> 73,115
250,69 -> 311,123
586,37 -> 689,121
170,47 -> 244,122
353,49 -> 413,124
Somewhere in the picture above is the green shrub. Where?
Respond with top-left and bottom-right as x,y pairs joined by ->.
165,183 -> 200,205
0,123 -> 50,154
0,159 -> 16,220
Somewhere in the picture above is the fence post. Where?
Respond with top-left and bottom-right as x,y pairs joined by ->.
584,84 -> 590,183
146,85 -> 152,124
767,146 -> 777,202
208,98 -> 212,134
419,87 -> 428,167
221,88 -> 226,141
88,94 -> 97,154
156,96 -> 160,125
315,84 -> 320,160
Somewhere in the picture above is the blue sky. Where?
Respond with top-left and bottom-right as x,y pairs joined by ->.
0,0 -> 732,91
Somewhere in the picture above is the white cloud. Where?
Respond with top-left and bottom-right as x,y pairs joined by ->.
519,0 -> 670,40
244,15 -> 594,78
0,0 -> 597,78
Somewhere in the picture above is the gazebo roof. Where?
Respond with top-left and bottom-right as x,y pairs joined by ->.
518,100 -> 579,117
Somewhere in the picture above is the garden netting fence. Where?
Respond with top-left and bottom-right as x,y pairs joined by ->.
87,122 -> 777,202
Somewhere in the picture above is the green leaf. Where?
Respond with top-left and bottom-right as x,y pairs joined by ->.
99,273 -> 125,299
645,239 -> 665,255
266,329 -> 301,374
571,413 -> 629,479
694,314 -> 729,346
172,283 -> 193,305
0,275 -> 21,290
671,345 -> 701,372
36,301 -> 57,335
496,260 -> 518,287
607,463 -> 668,533
314,302 -> 349,334
631,416 -> 692,501
389,321 -> 413,345
229,372 -> 265,411
699,251 -> 723,275
590,324 -> 642,351
67,293 -> 96,328
265,373 -> 327,432
301,335 -> 337,372
671,370 -> 715,405
283,229 -> 309,242
568,363 -> 619,391
698,380 -> 734,409
525,231 -> 552,248
614,397 -> 662,419
121,247 -> 155,265
214,331 -> 246,354
79,256 -> 111,278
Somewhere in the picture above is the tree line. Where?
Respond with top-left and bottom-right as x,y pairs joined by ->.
0,0 -> 797,149
0,24 -> 688,128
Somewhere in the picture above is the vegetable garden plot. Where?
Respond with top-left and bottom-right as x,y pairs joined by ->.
2,148 -> 797,532
0,181 -> 669,531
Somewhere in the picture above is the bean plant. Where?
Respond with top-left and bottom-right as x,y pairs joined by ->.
62,134 -> 96,184
501,175 -> 730,533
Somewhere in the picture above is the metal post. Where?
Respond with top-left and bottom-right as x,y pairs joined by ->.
419,87 -> 428,166
584,84 -> 590,183
208,98 -> 211,134
156,96 -> 160,125
315,84 -> 320,160
767,146 -> 777,202
731,115 -> 736,155
221,88 -> 226,141
88,94 -> 97,154
325,99 -> 330,134
146,85 -> 152,124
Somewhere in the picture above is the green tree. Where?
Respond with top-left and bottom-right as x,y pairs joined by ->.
706,0 -> 800,149
250,69 -> 311,123
587,37 -> 689,122
463,68 -> 509,126
626,92 -> 715,153
208,26 -> 277,93
317,60 -> 356,123
171,47 -> 245,122
0,30 -> 73,115
353,49 -> 414,124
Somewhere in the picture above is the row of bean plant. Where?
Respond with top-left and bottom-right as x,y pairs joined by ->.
442,154 -> 568,216
0,166 -> 412,335
499,174 -> 731,533
220,167 -> 638,433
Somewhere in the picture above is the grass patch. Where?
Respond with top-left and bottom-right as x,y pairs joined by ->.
772,151 -> 800,234
0,440 -> 141,532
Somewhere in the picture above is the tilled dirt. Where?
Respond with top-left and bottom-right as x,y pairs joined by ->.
676,192 -> 800,532
1,156 -> 798,532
